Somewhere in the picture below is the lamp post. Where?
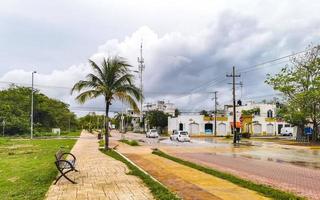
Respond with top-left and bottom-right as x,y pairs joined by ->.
131,70 -> 140,132
31,71 -> 36,139
2,119 -> 5,137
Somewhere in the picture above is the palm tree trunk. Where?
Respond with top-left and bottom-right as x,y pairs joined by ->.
105,101 -> 110,150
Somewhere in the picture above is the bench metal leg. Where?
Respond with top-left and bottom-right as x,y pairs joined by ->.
54,169 -> 76,184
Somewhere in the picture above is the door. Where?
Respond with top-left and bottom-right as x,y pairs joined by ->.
278,124 -> 283,135
266,124 -> 274,135
253,124 -> 262,135
189,123 -> 199,135
179,123 -> 183,131
204,123 -> 213,134
218,123 -> 227,135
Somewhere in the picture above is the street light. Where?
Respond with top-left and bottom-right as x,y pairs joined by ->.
31,71 -> 36,139
2,119 -> 5,137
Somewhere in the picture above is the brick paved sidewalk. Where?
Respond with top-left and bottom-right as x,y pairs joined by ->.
45,131 -> 153,200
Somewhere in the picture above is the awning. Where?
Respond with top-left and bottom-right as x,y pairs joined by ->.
230,122 -> 241,128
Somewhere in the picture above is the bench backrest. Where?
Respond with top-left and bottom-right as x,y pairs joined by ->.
55,150 -> 64,161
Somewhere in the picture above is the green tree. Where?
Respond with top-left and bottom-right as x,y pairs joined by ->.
0,86 -> 77,135
78,113 -> 105,132
241,108 -> 260,116
200,110 -> 209,116
71,57 -> 142,149
146,110 -> 168,133
174,108 -> 180,117
113,113 -> 133,131
266,45 -> 320,141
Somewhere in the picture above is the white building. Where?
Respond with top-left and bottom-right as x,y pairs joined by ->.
168,102 -> 293,137
143,101 -> 176,116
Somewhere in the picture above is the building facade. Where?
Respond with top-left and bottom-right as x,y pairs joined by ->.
168,102 -> 294,137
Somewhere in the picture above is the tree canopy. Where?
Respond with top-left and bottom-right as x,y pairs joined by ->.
0,86 -> 77,135
146,110 -> 168,132
266,45 -> 320,141
71,57 -> 142,149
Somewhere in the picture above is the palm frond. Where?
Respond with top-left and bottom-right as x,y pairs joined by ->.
115,84 -> 142,101
71,80 -> 98,94
114,92 -> 140,112
75,90 -> 103,104
88,59 -> 105,81
86,73 -> 105,89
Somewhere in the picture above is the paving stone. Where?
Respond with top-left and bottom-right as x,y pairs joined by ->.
45,132 -> 154,200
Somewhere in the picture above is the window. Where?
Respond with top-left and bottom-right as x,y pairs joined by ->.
267,109 -> 273,118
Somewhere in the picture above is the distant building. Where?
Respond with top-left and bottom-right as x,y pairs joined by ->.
143,101 -> 176,116
126,100 -> 176,132
168,102 -> 294,137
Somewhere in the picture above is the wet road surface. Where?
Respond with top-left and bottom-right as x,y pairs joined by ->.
119,132 -> 320,199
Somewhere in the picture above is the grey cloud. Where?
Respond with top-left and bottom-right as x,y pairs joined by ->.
1,1 -> 320,114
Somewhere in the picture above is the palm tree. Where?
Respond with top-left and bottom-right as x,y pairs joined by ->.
71,57 -> 142,149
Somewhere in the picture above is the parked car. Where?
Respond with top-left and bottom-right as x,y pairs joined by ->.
146,129 -> 159,138
280,127 -> 293,136
170,130 -> 190,142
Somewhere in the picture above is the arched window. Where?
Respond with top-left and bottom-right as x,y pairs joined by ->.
179,123 -> 184,131
267,109 -> 273,118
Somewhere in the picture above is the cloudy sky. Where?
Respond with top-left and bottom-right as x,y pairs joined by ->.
1,0 -> 320,115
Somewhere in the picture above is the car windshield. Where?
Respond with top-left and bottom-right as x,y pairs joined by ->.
180,131 -> 188,135
151,129 -> 157,132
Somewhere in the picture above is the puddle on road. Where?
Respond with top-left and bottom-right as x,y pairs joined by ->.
191,138 -> 320,170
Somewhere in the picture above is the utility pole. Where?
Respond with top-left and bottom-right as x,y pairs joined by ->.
137,42 -> 145,133
226,66 -> 240,144
213,91 -> 218,136
31,71 -> 36,139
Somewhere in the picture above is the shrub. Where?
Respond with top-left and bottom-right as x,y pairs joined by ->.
241,132 -> 251,138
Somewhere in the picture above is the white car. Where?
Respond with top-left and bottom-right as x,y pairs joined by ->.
170,131 -> 190,142
280,127 -> 293,136
146,129 -> 159,138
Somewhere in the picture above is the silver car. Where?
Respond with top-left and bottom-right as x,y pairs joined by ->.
146,129 -> 159,138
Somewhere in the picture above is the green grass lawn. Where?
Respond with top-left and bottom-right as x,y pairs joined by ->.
0,138 -> 76,200
33,131 -> 81,137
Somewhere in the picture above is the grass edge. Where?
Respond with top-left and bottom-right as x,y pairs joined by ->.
100,149 -> 180,200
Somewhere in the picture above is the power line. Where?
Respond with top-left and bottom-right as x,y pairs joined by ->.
238,47 -> 315,73
186,46 -> 315,93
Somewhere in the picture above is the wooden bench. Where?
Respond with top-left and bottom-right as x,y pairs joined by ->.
54,150 -> 78,184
